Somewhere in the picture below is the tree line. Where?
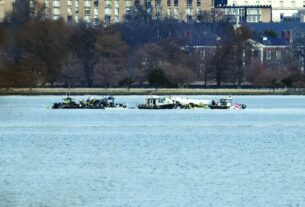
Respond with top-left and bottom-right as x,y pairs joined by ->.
0,1 -> 304,89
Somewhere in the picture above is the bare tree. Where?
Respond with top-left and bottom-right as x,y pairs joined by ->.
69,24 -> 101,87
94,26 -> 128,87
19,18 -> 71,85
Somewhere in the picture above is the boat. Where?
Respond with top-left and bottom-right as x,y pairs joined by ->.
52,97 -> 80,109
138,96 -> 177,109
208,96 -> 232,109
52,96 -> 126,109
208,96 -> 246,109
138,96 -> 210,109
100,96 -> 127,109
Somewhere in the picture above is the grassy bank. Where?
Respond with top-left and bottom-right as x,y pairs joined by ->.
1,88 -> 305,95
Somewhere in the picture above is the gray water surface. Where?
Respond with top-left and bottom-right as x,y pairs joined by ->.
1,95 -> 305,207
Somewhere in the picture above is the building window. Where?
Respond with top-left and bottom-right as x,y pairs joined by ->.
53,0 -> 60,7
157,0 -> 162,6
187,15 -> 193,23
115,8 -> 119,15
94,17 -> 99,25
187,0 -> 192,6
174,8 -> 179,18
126,8 -> 132,15
174,0 -> 178,6
67,7 -> 72,15
94,0 -> 99,7
197,7 -> 201,16
200,50 -> 206,59
105,0 -> 112,7
105,15 -> 111,23
186,7 -> 193,15
266,50 -> 272,60
146,0 -> 152,7
197,0 -> 201,6
94,7 -> 99,15
115,0 -> 119,7
67,15 -> 73,23
115,15 -> 120,22
45,0 -> 50,8
85,8 -> 91,15
167,8 -> 171,16
167,0 -> 171,6
84,0 -> 91,7
276,50 -> 282,60
156,6 -> 162,16
53,8 -> 60,15
126,0 -> 133,7
105,8 -> 112,15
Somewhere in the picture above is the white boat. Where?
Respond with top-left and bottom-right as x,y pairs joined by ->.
208,96 -> 246,109
138,96 -> 177,109
138,96 -> 210,109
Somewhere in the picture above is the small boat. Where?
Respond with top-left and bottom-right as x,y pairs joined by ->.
138,96 -> 177,109
138,96 -> 210,109
100,96 -> 127,109
52,97 -> 80,109
209,96 -> 232,109
208,96 -> 246,110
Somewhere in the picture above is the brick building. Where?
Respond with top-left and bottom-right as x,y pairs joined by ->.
0,0 -> 214,24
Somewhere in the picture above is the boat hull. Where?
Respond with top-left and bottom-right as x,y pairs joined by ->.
208,105 -> 231,109
138,104 -> 177,109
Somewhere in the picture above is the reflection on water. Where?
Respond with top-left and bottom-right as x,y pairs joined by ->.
1,96 -> 305,207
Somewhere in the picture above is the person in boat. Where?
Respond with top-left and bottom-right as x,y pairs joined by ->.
211,100 -> 216,106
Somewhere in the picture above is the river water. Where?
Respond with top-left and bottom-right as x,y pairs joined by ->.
0,95 -> 305,207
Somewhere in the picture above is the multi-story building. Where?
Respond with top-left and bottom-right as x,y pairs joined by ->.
0,0 -> 213,24
227,0 -> 305,22
216,5 -> 272,23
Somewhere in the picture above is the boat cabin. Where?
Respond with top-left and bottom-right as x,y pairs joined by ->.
219,97 -> 232,107
145,96 -> 174,107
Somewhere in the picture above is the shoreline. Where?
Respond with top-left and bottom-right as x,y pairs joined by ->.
1,88 -> 305,96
